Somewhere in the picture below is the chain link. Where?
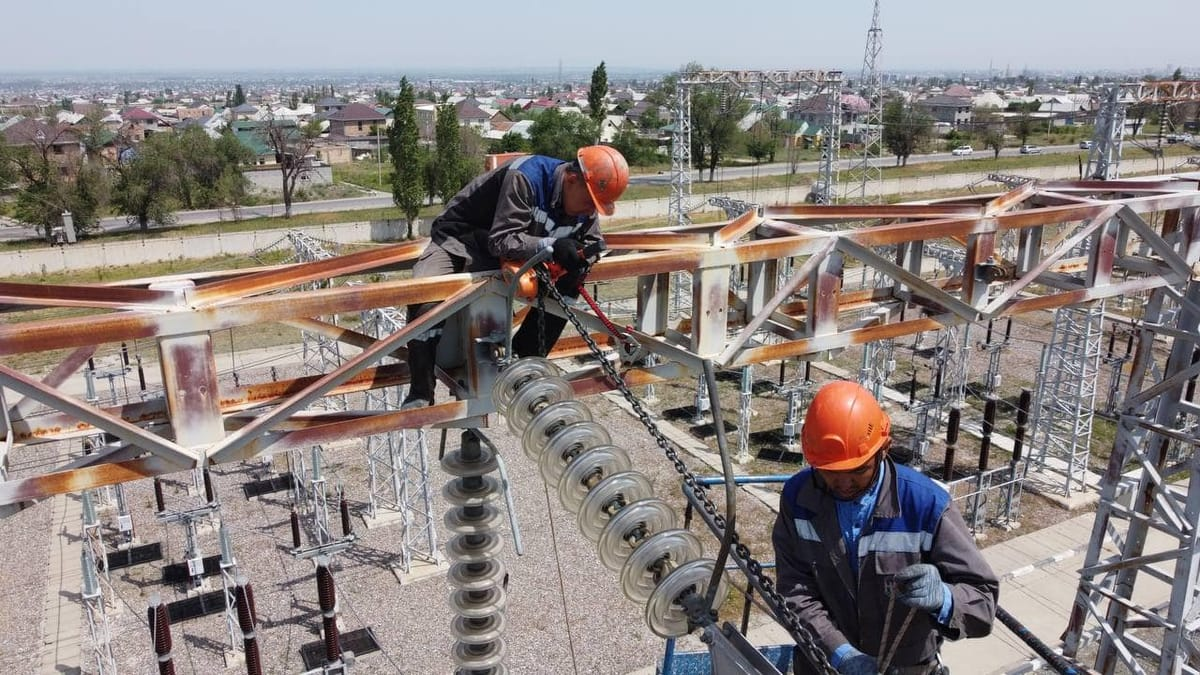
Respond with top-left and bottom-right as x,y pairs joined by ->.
534,267 -> 839,675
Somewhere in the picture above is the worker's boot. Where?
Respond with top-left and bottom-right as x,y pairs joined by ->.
401,337 -> 438,409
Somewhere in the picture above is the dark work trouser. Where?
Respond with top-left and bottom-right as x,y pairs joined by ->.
402,243 -> 576,406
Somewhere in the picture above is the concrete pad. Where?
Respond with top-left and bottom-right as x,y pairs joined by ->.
391,556 -> 447,585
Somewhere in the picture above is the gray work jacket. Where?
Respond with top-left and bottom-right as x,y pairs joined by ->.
772,459 -> 999,673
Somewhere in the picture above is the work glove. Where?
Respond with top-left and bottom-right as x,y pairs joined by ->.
893,563 -> 948,613
835,646 -> 880,675
551,237 -> 585,274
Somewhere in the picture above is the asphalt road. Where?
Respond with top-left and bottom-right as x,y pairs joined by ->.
0,144 -> 1092,242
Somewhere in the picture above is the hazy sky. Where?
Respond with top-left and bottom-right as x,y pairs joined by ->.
2,0 -> 1195,75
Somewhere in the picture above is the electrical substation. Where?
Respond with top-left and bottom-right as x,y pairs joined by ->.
5,36 -> 1200,675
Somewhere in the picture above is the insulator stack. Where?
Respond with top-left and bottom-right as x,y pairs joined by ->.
315,556 -> 341,665
148,594 -> 176,675
234,576 -> 263,675
443,429 -> 508,674
493,357 -> 728,639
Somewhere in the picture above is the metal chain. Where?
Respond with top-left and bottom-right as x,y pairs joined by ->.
534,267 -> 839,675
537,283 -> 547,357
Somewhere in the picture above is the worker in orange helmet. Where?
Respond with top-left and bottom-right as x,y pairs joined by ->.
401,145 -> 629,409
773,381 -> 998,675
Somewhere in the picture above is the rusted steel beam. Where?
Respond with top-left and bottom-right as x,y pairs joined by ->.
283,318 -> 379,350
1114,207 -> 1194,279
839,239 -> 980,321
207,280 -> 485,464
1042,179 -> 1200,194
0,281 -> 177,310
730,316 -> 947,367
1004,273 -> 1181,316
603,232 -> 714,250
9,398 -> 167,444
188,239 -> 426,305
714,209 -> 762,246
9,363 -> 412,444
6,345 -> 96,422
718,239 -> 834,365
985,181 -> 1038,216
0,364 -> 198,465
0,274 -> 477,355
0,454 -> 187,505
567,361 -> 691,397
764,204 -> 982,220
982,203 -> 1122,316
234,397 -> 492,461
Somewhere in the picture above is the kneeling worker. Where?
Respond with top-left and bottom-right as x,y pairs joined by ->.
401,145 -> 629,409
773,380 -> 998,674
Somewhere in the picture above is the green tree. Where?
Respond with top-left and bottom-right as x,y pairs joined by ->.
492,132 -> 530,153
5,123 -> 107,240
528,107 -> 596,160
258,116 -> 323,217
433,102 -> 470,202
609,126 -> 649,166
389,77 -> 425,239
1173,67 -> 1184,81
973,107 -> 1006,159
112,134 -> 181,230
691,87 -> 748,181
587,61 -> 609,134
233,84 -> 246,106
882,98 -> 933,166
639,105 -> 663,132
746,133 -> 774,163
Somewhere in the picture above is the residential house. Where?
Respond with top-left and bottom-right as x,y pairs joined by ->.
598,115 -> 625,143
325,102 -> 387,139
789,93 -> 868,129
316,97 -> 346,115
230,103 -> 260,121
230,120 -> 285,165
918,95 -> 973,128
455,99 -> 492,134
120,107 -> 165,141
176,103 -> 214,120
1,119 -> 85,178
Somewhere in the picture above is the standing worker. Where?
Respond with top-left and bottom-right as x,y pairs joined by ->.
400,145 -> 629,409
773,381 -> 998,674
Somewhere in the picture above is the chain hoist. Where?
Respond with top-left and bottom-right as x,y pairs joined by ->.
529,265 -> 839,675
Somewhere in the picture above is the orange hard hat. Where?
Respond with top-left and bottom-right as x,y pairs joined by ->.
576,145 -> 629,216
802,380 -> 891,471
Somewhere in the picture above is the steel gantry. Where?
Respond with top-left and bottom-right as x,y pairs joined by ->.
669,69 -> 844,227
1088,80 -> 1200,180
2,176 -> 1200,673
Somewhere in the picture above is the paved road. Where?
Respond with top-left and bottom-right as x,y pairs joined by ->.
0,144 -> 1091,242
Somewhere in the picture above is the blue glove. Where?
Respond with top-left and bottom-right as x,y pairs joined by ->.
893,563 -> 947,613
833,645 -> 879,675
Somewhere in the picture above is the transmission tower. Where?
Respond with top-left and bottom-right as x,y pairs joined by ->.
669,81 -> 694,229
844,0 -> 883,204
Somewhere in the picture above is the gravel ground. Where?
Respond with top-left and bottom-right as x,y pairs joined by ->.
4,360 -> 783,675
0,462 -> 54,673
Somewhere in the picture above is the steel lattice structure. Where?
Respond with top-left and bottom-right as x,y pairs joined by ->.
3,177 -> 1200,673
1088,81 -> 1200,180
1029,302 -> 1105,497
844,0 -> 884,205
1064,280 -> 1200,675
